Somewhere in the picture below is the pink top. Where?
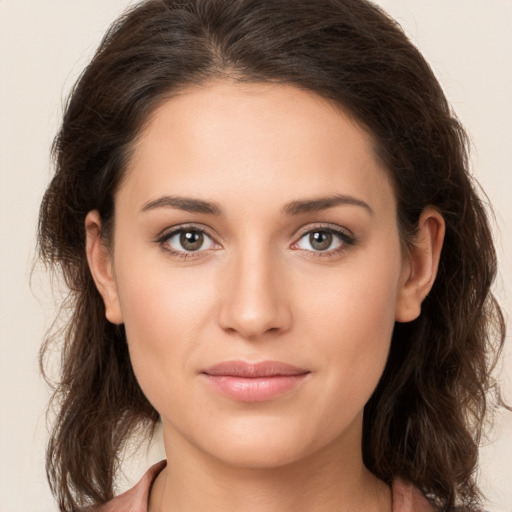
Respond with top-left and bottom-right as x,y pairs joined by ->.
99,460 -> 438,512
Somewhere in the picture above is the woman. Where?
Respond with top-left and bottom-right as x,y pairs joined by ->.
38,0 -> 507,510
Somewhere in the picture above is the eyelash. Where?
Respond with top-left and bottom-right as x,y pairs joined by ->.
155,223 -> 357,260
156,224 -> 218,260
291,224 -> 357,259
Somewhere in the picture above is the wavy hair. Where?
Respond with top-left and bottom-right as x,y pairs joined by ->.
38,0 -> 506,510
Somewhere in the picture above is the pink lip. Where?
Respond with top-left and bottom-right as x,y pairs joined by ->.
201,361 -> 310,402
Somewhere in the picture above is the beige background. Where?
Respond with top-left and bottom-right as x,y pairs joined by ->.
0,1 -> 511,511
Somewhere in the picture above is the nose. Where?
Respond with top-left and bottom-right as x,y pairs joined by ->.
217,246 -> 292,340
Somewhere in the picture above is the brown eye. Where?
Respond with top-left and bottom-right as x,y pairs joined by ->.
163,228 -> 215,253
180,230 -> 204,251
294,227 -> 351,253
309,231 -> 333,251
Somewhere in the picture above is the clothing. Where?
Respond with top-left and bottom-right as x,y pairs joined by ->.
98,460 -> 439,512
98,460 -> 166,512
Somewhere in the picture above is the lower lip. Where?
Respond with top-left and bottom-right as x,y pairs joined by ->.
203,374 -> 309,402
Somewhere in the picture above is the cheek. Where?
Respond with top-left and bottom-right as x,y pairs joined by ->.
297,248 -> 402,408
113,253 -> 218,407
115,238 -> 216,334
300,246 -> 402,346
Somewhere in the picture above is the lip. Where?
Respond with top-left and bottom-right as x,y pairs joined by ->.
201,360 -> 310,402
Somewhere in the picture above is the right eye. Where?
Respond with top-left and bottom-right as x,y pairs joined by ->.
160,227 -> 216,254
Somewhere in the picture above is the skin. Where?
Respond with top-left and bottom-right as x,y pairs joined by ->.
86,80 -> 444,512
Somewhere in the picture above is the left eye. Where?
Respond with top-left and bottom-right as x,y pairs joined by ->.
164,229 -> 215,252
295,230 -> 345,252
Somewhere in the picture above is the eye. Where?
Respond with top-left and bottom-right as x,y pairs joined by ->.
161,228 -> 216,253
294,227 -> 354,253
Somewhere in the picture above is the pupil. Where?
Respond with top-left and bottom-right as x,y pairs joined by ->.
180,231 -> 203,251
310,231 -> 332,251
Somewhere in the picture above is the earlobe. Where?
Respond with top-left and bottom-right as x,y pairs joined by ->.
85,211 -> 123,325
395,208 -> 445,323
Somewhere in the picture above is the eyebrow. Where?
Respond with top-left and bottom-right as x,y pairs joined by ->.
140,196 -> 222,215
282,194 -> 374,216
139,193 -> 373,216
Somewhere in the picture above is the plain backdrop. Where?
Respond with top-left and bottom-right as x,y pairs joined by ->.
1,1 -> 511,511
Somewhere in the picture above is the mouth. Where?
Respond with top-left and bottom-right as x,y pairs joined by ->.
201,360 -> 310,402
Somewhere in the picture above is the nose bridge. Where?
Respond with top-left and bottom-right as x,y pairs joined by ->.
218,237 -> 291,339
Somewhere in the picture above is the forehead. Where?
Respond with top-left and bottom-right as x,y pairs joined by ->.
120,80 -> 395,217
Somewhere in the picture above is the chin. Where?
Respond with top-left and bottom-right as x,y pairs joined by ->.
191,417 -> 327,470
209,439 -> 307,469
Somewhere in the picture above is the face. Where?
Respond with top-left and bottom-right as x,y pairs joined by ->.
90,80 -> 421,469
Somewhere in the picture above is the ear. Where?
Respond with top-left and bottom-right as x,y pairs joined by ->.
395,207 -> 445,323
85,210 -> 123,325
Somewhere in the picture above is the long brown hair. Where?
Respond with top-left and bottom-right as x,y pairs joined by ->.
38,0 -> 507,510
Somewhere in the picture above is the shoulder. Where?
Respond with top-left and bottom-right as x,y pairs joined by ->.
392,479 -> 437,512
391,479 -> 487,512
97,460 -> 167,512
97,466 -> 486,512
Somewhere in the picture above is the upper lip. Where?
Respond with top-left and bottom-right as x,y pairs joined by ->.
202,360 -> 310,378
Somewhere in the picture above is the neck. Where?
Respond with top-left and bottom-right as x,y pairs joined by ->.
149,417 -> 391,512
